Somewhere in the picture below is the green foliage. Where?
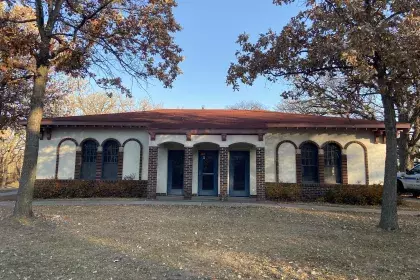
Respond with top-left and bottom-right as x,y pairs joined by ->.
34,180 -> 147,199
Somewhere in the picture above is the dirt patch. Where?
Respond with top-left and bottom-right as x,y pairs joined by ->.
0,205 -> 419,279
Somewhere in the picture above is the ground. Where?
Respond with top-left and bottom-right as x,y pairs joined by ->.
0,205 -> 419,280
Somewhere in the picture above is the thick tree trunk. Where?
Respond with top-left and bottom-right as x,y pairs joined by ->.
1,158 -> 7,188
379,94 -> 399,230
397,132 -> 413,171
13,65 -> 48,218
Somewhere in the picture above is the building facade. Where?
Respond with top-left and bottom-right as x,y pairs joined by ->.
35,109 -> 410,200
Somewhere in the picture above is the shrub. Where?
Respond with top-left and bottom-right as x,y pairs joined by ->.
324,184 -> 383,205
266,183 -> 301,201
34,180 -> 147,199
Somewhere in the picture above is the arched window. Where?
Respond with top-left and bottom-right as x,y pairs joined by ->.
102,140 -> 119,180
324,143 -> 342,184
80,140 -> 98,179
301,143 -> 319,183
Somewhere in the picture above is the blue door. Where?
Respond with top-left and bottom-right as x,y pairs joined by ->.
167,150 -> 184,195
229,151 -> 250,197
198,151 -> 218,196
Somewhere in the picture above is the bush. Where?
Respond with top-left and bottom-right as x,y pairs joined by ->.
324,184 -> 383,205
266,182 -> 400,206
266,183 -> 301,201
34,180 -> 147,199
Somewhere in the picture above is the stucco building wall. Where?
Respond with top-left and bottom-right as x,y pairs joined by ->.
37,127 -> 386,196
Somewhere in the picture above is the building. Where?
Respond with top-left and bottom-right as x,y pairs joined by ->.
35,109 -> 410,200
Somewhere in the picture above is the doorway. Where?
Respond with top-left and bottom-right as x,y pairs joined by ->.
167,150 -> 184,195
198,150 -> 218,196
229,151 -> 250,197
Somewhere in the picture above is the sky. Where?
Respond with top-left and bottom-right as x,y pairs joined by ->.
130,0 -> 302,109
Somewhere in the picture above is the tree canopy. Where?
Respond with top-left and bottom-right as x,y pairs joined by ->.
227,0 -> 420,230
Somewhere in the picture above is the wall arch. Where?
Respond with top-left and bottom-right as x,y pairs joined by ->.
55,138 -> 78,179
299,140 -> 320,149
122,139 -> 143,180
275,140 -> 297,183
321,140 -> 344,150
101,138 -> 121,147
79,138 -> 100,147
345,141 -> 369,185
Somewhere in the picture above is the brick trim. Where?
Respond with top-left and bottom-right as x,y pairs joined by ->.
117,150 -> 124,180
219,147 -> 228,200
299,140 -> 320,149
183,147 -> 193,199
147,146 -> 158,199
79,138 -> 100,147
318,151 -> 325,184
344,141 -> 369,185
55,138 -> 78,179
122,139 -> 144,180
296,152 -> 302,184
320,140 -> 344,150
256,147 -> 265,201
74,150 -> 82,179
341,154 -> 348,185
101,138 -> 122,147
95,148 -> 102,180
275,140 -> 298,184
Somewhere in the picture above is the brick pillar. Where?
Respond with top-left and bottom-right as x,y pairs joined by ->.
341,150 -> 348,185
183,147 -> 193,200
74,148 -> 82,179
117,147 -> 124,180
219,147 -> 228,201
95,147 -> 102,180
296,150 -> 302,184
256,147 -> 266,201
318,149 -> 325,184
147,146 -> 158,199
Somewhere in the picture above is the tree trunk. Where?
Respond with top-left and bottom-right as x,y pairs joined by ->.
397,132 -> 412,171
1,158 -> 7,188
13,64 -> 49,218
379,93 -> 399,230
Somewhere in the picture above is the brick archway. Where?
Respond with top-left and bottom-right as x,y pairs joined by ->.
122,138 -> 144,180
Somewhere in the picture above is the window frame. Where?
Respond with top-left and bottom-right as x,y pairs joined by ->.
80,140 -> 98,180
300,143 -> 319,183
323,143 -> 342,184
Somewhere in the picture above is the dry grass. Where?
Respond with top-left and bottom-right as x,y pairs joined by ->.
0,205 -> 419,280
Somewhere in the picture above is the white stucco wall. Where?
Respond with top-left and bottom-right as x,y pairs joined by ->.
347,143 -> 366,184
37,127 -> 386,193
57,141 -> 77,179
122,141 -> 141,180
265,130 -> 386,185
277,142 -> 296,183
37,128 -> 149,180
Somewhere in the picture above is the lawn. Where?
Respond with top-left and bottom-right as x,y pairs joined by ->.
0,205 -> 419,280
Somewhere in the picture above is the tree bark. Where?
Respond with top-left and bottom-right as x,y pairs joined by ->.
1,158 -> 7,188
379,93 -> 399,230
13,64 -> 48,218
397,132 -> 413,171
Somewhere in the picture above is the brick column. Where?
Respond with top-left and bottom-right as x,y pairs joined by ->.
183,147 -> 193,200
341,150 -> 348,185
296,150 -> 302,184
95,147 -> 102,180
318,149 -> 325,184
219,147 -> 229,201
117,147 -> 124,180
147,146 -> 158,199
256,147 -> 266,201
74,147 -> 82,179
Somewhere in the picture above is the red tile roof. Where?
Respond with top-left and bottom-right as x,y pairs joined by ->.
40,109 -> 410,130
